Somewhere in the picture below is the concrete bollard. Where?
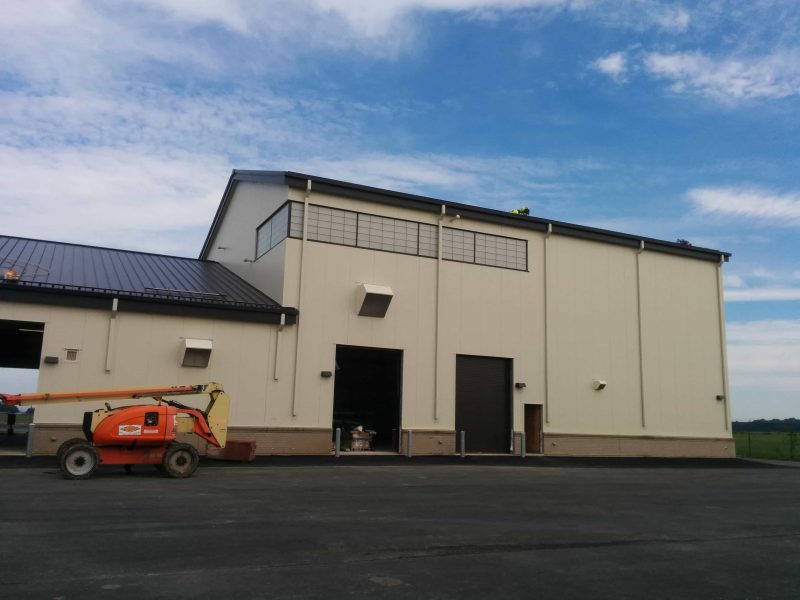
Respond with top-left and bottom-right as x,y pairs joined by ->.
334,428 -> 341,458
406,430 -> 413,458
521,432 -> 526,459
460,430 -> 465,458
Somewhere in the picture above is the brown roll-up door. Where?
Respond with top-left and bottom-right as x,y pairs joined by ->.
455,355 -> 511,453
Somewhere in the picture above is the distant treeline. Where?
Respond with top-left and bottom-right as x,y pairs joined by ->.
733,418 -> 800,433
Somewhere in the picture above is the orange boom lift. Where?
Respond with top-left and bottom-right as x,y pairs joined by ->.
0,383 -> 229,479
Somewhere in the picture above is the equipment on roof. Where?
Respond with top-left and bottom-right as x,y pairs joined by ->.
0,383 -> 229,479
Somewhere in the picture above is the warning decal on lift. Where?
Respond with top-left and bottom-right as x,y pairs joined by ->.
118,424 -> 142,436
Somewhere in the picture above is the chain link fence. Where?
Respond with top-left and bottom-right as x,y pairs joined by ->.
734,431 -> 800,461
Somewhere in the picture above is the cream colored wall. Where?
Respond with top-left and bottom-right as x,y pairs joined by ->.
639,252 -> 728,436
279,185 -> 730,440
206,181 -> 289,304
545,236 -> 643,436
281,188 -> 546,433
0,301 -> 293,428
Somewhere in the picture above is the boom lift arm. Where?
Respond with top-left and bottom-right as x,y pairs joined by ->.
0,383 -> 230,479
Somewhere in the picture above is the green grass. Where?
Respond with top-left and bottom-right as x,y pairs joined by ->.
735,432 -> 800,461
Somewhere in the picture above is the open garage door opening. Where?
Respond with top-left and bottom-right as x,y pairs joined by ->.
0,320 -> 44,454
333,346 -> 402,452
456,355 -> 512,454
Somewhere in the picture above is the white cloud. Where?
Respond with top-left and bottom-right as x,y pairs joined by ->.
644,50 -> 800,101
727,320 -> 800,419
727,320 -> 800,390
591,51 -> 627,82
127,0 -> 251,34
688,187 -> 800,226
0,141 -> 602,258
725,274 -> 746,289
653,6 -> 690,32
0,144 -> 230,257
725,288 -> 800,302
0,1 -> 700,91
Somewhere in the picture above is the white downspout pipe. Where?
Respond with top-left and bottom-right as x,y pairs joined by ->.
104,298 -> 119,372
290,180 -> 312,418
543,224 -> 552,424
716,255 -> 731,431
273,313 -> 286,382
433,204 -> 446,421
635,240 -> 646,428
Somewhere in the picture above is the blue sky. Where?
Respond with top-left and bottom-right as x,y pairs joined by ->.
0,1 -> 798,419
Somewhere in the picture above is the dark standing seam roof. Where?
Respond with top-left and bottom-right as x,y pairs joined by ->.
0,235 -> 290,314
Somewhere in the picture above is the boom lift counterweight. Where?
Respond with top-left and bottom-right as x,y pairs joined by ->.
0,383 -> 230,479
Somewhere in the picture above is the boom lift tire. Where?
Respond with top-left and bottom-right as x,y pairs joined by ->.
56,438 -> 87,464
162,443 -> 199,478
60,442 -> 100,480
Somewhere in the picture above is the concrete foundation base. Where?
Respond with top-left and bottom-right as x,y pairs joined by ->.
542,433 -> 736,458
30,424 -> 735,458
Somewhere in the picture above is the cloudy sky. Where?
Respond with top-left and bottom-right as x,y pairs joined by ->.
1,0 -> 798,419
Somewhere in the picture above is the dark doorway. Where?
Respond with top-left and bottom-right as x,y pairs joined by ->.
0,319 -> 44,454
456,355 -> 511,453
333,346 -> 402,451
0,320 -> 44,369
524,404 -> 543,454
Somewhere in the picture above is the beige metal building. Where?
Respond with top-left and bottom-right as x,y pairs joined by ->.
1,170 -> 735,457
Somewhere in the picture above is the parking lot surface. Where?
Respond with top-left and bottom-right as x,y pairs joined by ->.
2,458 -> 798,599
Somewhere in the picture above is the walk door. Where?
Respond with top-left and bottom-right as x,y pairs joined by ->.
524,404 -> 543,454
455,355 -> 511,453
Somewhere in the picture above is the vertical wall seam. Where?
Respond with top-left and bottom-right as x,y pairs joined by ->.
635,242 -> 646,428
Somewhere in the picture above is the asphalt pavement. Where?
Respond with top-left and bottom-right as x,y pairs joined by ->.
2,457 -> 798,599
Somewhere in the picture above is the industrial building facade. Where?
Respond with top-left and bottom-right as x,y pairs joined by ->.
1,170 -> 734,457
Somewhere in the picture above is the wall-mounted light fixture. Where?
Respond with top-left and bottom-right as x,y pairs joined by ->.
321,371 -> 333,378
515,382 -> 527,389
592,379 -> 607,391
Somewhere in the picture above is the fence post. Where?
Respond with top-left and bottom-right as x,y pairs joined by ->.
748,432 -> 752,457
334,428 -> 341,458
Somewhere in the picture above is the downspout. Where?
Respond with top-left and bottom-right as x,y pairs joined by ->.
433,204 -> 446,421
290,180 -> 312,417
716,255 -> 731,431
543,223 -> 552,424
104,298 -> 119,372
273,313 -> 286,381
635,240 -> 646,428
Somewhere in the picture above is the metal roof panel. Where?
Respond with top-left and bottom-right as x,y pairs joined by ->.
0,235 -> 289,314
